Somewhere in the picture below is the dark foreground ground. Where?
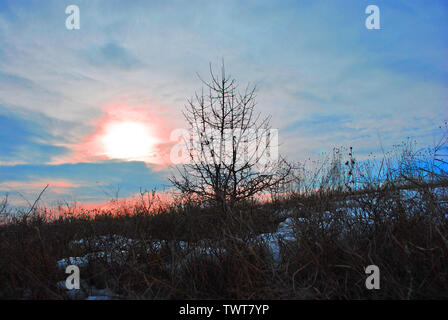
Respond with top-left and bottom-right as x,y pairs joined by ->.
0,179 -> 447,300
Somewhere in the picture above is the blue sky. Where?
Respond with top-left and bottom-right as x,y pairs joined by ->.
0,0 -> 447,206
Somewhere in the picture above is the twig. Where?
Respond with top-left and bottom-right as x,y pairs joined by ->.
26,184 -> 49,217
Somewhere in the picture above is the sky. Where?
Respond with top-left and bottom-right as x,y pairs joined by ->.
0,0 -> 447,207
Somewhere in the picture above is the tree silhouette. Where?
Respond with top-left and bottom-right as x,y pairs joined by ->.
170,63 -> 291,213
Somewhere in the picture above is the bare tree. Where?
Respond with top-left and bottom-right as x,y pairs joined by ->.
170,63 -> 291,213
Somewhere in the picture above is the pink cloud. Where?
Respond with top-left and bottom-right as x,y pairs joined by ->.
0,179 -> 80,190
51,101 -> 181,168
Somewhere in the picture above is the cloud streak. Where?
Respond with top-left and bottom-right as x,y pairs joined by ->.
0,0 -> 446,203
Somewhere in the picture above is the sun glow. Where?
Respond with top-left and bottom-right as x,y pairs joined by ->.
101,121 -> 155,160
61,104 -> 174,167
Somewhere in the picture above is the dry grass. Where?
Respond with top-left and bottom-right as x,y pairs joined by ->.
0,138 -> 447,300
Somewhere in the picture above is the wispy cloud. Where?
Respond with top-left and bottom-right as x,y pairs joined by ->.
84,42 -> 144,70
0,0 -> 446,202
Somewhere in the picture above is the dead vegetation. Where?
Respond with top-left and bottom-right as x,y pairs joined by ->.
0,133 -> 447,299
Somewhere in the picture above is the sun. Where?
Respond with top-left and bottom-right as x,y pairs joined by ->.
101,121 -> 155,160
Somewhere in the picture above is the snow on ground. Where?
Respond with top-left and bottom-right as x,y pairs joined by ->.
57,256 -> 89,269
58,216 -> 298,270
56,280 -> 121,300
258,217 -> 296,261
57,250 -> 128,269
55,216 -> 299,299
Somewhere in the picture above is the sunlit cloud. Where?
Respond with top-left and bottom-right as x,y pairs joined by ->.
0,179 -> 80,190
0,178 -> 82,207
0,0 -> 446,205
51,103 -> 177,168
